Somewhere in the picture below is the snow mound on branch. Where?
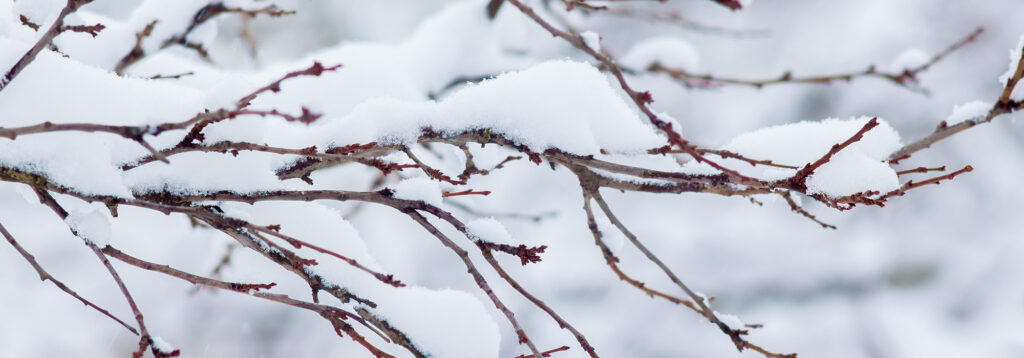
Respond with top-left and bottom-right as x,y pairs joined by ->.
369,286 -> 500,358
999,34 -> 1024,86
314,60 -> 665,155
64,208 -> 113,247
946,100 -> 991,124
393,177 -> 444,206
684,117 -> 903,197
621,37 -> 700,71
466,218 -> 514,244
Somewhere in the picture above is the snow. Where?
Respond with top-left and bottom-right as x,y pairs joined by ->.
392,177 -> 444,206
946,100 -> 991,124
581,30 -> 601,52
64,208 -> 113,247
715,311 -> 746,330
1,1 -> 1023,357
684,117 -> 902,197
999,34 -> 1024,86
150,336 -> 175,355
889,48 -> 930,70
620,37 -> 699,71
466,218 -> 514,244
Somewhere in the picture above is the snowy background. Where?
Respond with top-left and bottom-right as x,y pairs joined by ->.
1,0 -> 1023,357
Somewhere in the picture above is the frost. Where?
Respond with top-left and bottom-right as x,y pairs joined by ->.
64,208 -> 112,247
466,218 -> 514,244
889,48 -> 930,70
581,31 -> 601,52
946,100 -> 991,124
999,34 -> 1024,86
392,177 -> 443,206
621,37 -> 699,71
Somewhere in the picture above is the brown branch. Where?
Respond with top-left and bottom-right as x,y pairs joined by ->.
251,225 -> 406,288
880,165 -> 973,200
896,166 -> 946,176
442,189 -> 492,198
237,61 -> 342,108
605,8 -> 768,38
779,192 -> 836,230
355,307 -> 429,358
503,0 -> 754,182
651,28 -> 983,93
149,71 -> 194,80
487,0 -> 505,19
514,345 -> 571,358
791,117 -> 879,185
31,188 -> 165,358
114,20 -> 158,75
589,188 -> 794,358
0,121 -> 169,163
159,3 -> 295,61
404,210 -> 544,357
19,15 -> 41,31
61,23 -> 105,37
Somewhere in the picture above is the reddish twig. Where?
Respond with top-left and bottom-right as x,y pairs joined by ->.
1,0 -> 95,92
779,192 -> 836,230
514,345 -> 571,358
0,219 -> 139,335
791,118 -> 879,185
442,189 -> 492,198
651,28 -> 983,93
237,62 -> 342,108
252,225 -> 406,288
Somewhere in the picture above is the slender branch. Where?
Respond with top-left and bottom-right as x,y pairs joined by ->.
0,219 -> 138,335
650,28 -> 984,93
31,188 -> 165,357
503,0 -> 753,182
779,192 -> 836,230
100,246 -> 394,358
890,33 -> 1024,162
1,0 -> 94,92
791,117 -> 879,185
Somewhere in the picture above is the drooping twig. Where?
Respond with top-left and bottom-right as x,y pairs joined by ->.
504,0 -> 754,183
101,246 -> 394,358
31,188 -> 168,358
0,219 -> 138,335
160,3 -> 295,62
779,192 -> 836,230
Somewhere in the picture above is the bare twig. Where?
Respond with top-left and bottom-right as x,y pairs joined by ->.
650,28 -> 984,93
1,0 -> 95,92
0,219 -> 138,335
